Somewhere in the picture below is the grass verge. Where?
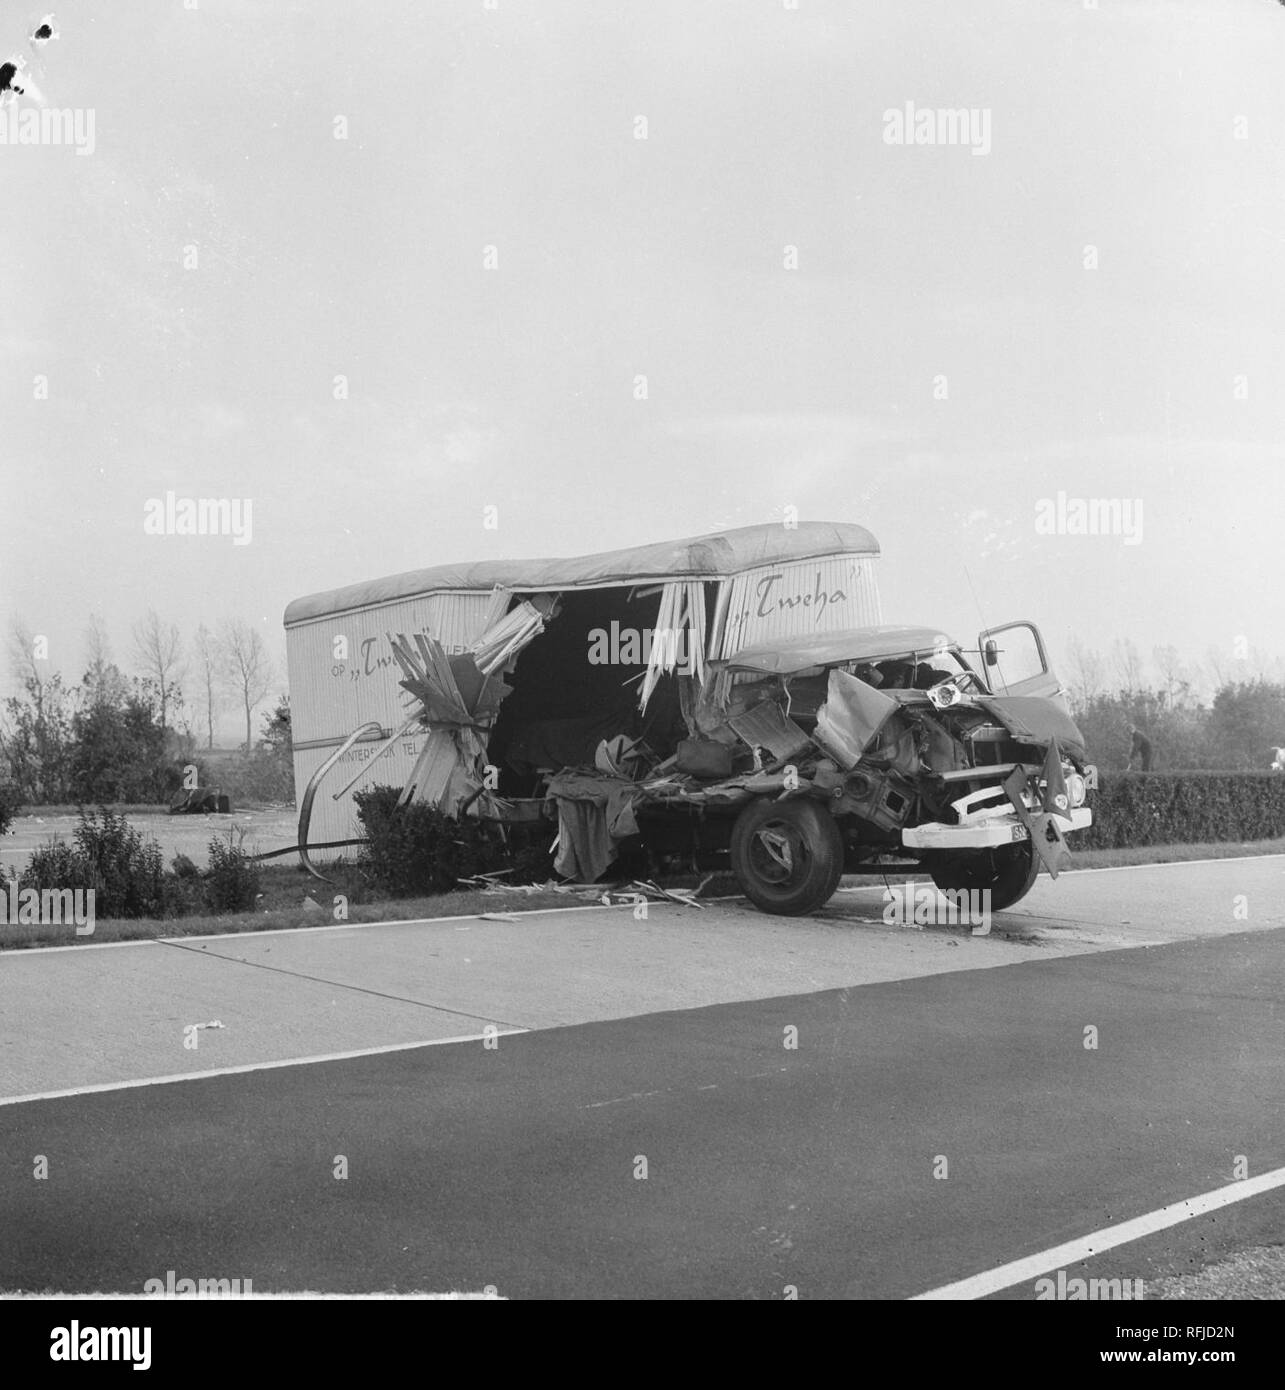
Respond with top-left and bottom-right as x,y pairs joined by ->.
1063,839 -> 1285,870
3,839 -> 1281,951
0,856 -> 639,950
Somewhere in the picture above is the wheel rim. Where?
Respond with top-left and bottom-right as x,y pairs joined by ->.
748,820 -> 811,887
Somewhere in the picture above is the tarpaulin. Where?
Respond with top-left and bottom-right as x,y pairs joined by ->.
545,770 -> 646,881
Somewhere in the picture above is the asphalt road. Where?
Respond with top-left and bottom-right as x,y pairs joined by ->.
0,857 -> 1281,1298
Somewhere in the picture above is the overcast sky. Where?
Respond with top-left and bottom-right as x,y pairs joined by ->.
4,0 -> 1284,732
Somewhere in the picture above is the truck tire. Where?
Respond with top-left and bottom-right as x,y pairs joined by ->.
730,798 -> 845,916
924,840 -> 1039,912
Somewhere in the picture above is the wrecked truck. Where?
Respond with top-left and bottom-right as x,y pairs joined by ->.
285,523 -> 1093,914
634,623 -> 1096,915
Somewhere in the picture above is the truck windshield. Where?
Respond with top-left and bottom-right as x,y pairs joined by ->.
843,649 -> 974,691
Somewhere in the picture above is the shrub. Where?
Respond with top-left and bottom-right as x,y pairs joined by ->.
172,853 -> 199,879
354,785 -> 506,896
18,839 -> 97,900
19,806 -> 166,918
205,831 -> 262,913
1081,773 -> 1285,849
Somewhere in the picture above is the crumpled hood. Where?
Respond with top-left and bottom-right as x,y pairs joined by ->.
975,696 -> 1088,765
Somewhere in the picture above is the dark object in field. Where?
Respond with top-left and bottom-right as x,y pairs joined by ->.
168,786 -> 222,814
171,853 -> 199,879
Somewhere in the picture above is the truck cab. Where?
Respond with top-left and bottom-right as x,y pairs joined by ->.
691,621 -> 1095,915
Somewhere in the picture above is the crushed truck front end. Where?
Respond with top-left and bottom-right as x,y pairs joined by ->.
699,625 -> 1097,915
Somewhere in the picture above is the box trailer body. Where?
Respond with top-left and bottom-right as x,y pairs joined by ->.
284,522 -> 882,859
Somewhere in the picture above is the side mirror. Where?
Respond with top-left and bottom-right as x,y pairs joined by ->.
983,639 -> 999,667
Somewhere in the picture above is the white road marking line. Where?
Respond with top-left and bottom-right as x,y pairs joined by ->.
0,935 -> 169,955
911,1165 -> 1285,1300
0,1030 -> 527,1108
0,899 -> 672,957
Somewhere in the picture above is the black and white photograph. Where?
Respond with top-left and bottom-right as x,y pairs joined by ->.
1,0 -> 1282,1349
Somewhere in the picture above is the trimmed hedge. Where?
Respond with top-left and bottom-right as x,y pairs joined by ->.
1080,773 -> 1285,850
353,785 -> 554,897
354,786 -> 501,897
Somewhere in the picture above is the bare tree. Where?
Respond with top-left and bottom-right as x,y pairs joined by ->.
7,617 -> 48,707
192,623 -> 221,750
220,619 -> 274,752
1152,644 -> 1187,709
131,609 -> 185,732
83,611 -> 128,706
1246,646 -> 1279,682
1204,644 -> 1231,693
1110,638 -> 1145,696
1065,634 -> 1105,710
170,694 -> 199,763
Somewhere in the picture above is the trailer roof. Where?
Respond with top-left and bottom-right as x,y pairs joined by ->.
284,521 -> 879,626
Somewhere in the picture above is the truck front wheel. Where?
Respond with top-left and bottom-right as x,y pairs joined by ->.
924,841 -> 1039,912
730,798 -> 844,916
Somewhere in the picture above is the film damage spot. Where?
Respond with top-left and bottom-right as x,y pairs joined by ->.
0,57 -> 25,98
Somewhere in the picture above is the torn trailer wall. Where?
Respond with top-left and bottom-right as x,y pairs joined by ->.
284,522 -> 881,860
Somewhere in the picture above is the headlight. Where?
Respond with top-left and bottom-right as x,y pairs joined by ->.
1065,772 -> 1086,807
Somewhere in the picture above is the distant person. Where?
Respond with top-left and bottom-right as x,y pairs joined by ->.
1128,727 -> 1153,772
1271,746 -> 1285,773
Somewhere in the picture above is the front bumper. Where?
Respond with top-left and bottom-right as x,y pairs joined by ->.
902,807 -> 1093,850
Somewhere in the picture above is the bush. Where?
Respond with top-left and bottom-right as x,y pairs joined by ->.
1081,773 -> 1285,849
205,831 -> 262,913
354,785 -> 505,896
13,812 -> 270,921
19,806 -> 166,918
17,838 -> 97,901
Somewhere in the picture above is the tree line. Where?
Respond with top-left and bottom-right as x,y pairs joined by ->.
0,611 -> 291,807
1062,636 -> 1285,772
